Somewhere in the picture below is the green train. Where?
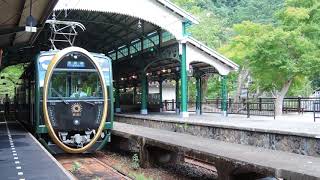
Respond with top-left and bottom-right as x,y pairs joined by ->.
15,47 -> 113,153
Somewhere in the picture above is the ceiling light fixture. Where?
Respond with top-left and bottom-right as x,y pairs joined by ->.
25,0 -> 37,32
137,20 -> 142,29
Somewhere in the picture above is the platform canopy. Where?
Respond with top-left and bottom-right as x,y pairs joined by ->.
0,0 -> 58,67
46,0 -> 237,79
54,0 -> 199,41
1,0 -> 238,74
1,0 -> 238,117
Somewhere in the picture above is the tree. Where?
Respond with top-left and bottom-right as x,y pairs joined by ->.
172,0 -> 230,48
0,64 -> 25,99
219,0 -> 320,116
250,27 -> 317,115
172,0 -> 231,100
255,0 -> 320,115
209,0 -> 284,26
219,22 -> 273,102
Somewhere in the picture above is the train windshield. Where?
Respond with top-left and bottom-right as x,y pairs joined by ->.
49,71 -> 103,99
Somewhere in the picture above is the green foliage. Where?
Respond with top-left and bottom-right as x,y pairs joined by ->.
218,0 -> 320,98
0,64 -> 25,99
128,172 -> 153,180
173,0 -> 319,98
219,21 -> 273,66
188,78 -> 196,101
210,0 -> 284,25
131,153 -> 140,170
172,0 -> 286,98
206,75 -> 221,99
183,123 -> 189,130
287,77 -> 314,96
71,161 -> 81,172
172,0 -> 231,48
311,75 -> 320,90
250,27 -> 316,92
188,11 -> 229,48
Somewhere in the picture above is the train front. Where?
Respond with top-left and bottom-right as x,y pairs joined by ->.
38,47 -> 113,153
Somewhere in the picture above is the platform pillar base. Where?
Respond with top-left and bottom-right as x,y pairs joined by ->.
181,111 -> 189,118
215,161 -> 235,180
196,109 -> 201,115
141,109 -> 148,115
222,111 -> 227,117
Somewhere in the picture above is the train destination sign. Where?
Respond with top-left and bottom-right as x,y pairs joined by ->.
67,61 -> 85,68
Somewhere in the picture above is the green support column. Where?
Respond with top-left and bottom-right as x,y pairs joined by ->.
159,80 -> 163,112
200,78 -> 203,115
115,85 -> 121,113
133,86 -> 136,105
196,76 -> 202,115
146,79 -> 149,104
221,75 -> 228,116
180,43 -> 189,117
175,78 -> 180,114
140,72 -> 148,115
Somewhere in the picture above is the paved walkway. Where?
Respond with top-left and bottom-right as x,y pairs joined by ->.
113,122 -> 320,179
116,112 -> 320,138
0,121 -> 73,180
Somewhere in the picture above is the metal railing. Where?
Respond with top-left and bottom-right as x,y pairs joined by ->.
162,100 -> 177,111
206,97 -> 320,113
161,99 -> 275,118
227,102 -> 275,118
120,96 -> 317,118
201,100 -> 223,113
283,97 -> 318,113
313,101 -> 320,122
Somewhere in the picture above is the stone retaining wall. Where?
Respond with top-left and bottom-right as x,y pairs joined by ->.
115,115 -> 320,157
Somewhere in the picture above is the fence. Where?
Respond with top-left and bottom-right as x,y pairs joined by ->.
162,100 -> 176,111
201,100 -> 275,118
120,96 -> 319,117
227,102 -> 275,118
283,97 -> 318,112
204,97 -> 320,114
160,99 -> 275,117
201,100 -> 222,113
120,93 -> 160,105
314,101 -> 320,122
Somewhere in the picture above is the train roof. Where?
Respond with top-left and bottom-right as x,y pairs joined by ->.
39,49 -> 108,58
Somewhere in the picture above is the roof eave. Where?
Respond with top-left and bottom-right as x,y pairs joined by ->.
185,37 -> 239,71
156,0 -> 199,24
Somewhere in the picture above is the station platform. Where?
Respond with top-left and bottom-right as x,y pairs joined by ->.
0,118 -> 73,179
115,112 -> 320,157
112,122 -> 320,180
116,112 -> 320,137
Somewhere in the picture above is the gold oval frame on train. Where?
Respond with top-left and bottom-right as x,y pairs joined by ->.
43,47 -> 108,153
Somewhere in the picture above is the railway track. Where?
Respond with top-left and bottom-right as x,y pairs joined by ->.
55,151 -> 218,180
55,153 -> 131,180
184,155 -> 217,172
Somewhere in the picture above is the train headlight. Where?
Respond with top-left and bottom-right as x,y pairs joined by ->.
73,119 -> 80,126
